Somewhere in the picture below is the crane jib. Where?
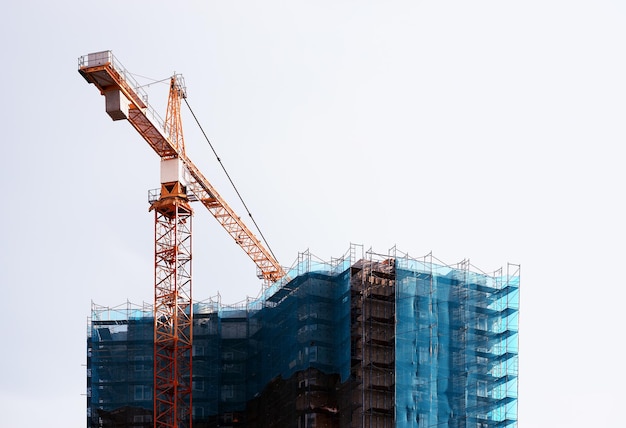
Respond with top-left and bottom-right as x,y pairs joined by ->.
78,50 -> 285,284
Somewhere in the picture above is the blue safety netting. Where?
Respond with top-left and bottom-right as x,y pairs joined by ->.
87,249 -> 519,427
395,256 -> 519,427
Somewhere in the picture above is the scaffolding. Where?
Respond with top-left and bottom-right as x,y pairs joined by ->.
87,246 -> 519,427
343,253 -> 396,428
395,253 -> 520,427
87,302 -> 154,428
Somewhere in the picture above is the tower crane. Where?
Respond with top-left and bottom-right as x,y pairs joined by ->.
78,51 -> 285,428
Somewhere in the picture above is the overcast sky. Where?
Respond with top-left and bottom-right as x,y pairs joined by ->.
1,1 -> 624,426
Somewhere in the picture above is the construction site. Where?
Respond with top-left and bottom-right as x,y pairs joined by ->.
80,51 -> 520,428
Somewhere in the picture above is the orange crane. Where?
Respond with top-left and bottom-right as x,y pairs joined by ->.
78,51 -> 285,428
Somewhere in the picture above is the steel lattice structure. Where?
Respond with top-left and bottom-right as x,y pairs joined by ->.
153,195 -> 193,428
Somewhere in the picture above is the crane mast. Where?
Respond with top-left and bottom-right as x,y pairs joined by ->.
78,51 -> 285,428
150,75 -> 193,428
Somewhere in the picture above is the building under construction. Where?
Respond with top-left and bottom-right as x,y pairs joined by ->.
87,245 -> 519,428
79,51 -> 519,428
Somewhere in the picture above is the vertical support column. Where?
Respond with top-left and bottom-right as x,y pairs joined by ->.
153,190 -> 193,428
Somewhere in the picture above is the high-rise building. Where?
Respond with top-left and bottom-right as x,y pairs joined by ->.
87,247 -> 519,427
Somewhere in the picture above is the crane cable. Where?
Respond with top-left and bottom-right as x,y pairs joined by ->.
183,98 -> 280,264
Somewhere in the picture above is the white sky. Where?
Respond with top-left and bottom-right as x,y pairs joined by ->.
1,1 -> 624,426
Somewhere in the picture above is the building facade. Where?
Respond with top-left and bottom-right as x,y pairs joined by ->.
87,247 -> 519,427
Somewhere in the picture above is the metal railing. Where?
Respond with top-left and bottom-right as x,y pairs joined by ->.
78,50 -> 170,145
